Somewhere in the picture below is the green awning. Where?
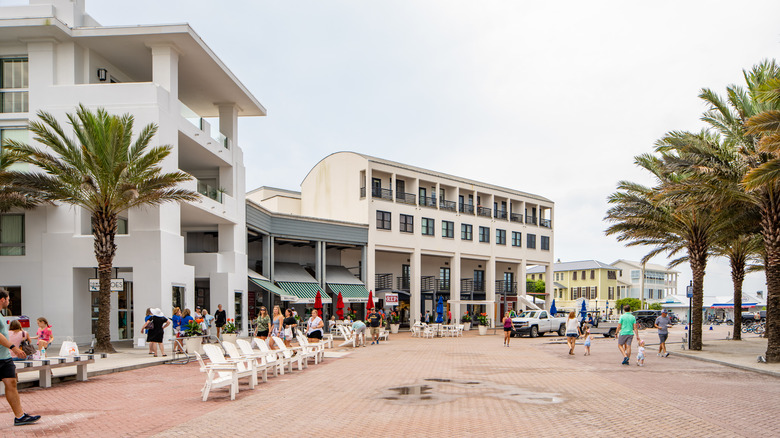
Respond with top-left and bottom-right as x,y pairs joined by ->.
276,281 -> 332,304
328,283 -> 371,303
249,277 -> 297,302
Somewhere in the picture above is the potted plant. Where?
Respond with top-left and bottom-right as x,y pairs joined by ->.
389,312 -> 400,333
182,319 -> 204,355
477,312 -> 490,335
461,312 -> 471,331
221,318 -> 239,344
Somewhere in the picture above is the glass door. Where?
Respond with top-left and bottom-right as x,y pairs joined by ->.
117,282 -> 133,340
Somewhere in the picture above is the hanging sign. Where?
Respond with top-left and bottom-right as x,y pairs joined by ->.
385,293 -> 399,305
89,278 -> 125,292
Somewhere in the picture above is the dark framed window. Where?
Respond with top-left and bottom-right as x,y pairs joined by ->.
0,213 -> 24,255
511,231 -> 521,247
479,226 -> 490,243
527,233 -> 536,249
590,269 -> 595,279
442,220 -> 454,238
461,224 -> 472,240
496,229 -> 506,245
573,271 -> 577,280
541,235 -> 550,251
376,210 -> 391,230
400,214 -> 414,233
421,217 -> 434,235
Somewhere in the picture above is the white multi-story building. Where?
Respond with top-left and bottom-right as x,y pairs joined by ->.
611,259 -> 679,302
0,0 -> 264,342
290,151 -> 555,325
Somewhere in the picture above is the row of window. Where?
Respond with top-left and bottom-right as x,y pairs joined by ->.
553,286 -> 619,301
552,269 -> 620,282
0,214 -> 130,256
376,211 -> 550,249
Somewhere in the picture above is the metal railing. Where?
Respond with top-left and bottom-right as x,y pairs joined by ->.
510,213 -> 523,223
396,192 -> 417,205
477,206 -> 492,217
461,279 -> 486,293
436,279 -> 451,292
197,180 -> 223,203
459,203 -> 475,214
421,276 -> 436,292
540,218 -> 551,228
397,277 -> 410,291
495,210 -> 508,220
419,196 -> 437,208
439,199 -> 456,212
375,273 -> 393,290
371,187 -> 393,200
526,215 -> 538,225
495,280 -> 517,295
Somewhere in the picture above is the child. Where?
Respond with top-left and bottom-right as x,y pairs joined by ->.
637,339 -> 646,366
583,325 -> 593,356
31,317 -> 52,351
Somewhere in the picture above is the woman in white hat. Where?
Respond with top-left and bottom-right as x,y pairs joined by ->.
147,308 -> 170,357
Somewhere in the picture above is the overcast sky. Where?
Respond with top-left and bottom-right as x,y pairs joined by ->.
82,0 -> 780,298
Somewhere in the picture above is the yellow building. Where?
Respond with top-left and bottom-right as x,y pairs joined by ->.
527,260 -> 629,315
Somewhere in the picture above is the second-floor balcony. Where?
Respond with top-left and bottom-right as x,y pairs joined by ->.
375,273 -> 393,290
396,192 -> 417,205
440,199 -> 456,212
397,276 -> 410,291
197,179 -> 223,203
180,101 -> 230,149
477,206 -> 492,218
540,218 -> 551,228
495,280 -> 517,295
510,213 -> 523,223
495,210 -> 508,220
436,279 -> 450,292
461,279 -> 486,293
360,187 -> 393,200
459,203 -> 475,214
419,196 -> 437,208
526,215 -> 538,225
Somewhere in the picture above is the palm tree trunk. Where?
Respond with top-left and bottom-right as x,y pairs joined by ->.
730,257 -> 745,341
689,243 -> 707,351
761,192 -> 780,362
93,209 -> 118,353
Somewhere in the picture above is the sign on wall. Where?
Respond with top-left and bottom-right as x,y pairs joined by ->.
385,293 -> 398,305
89,278 -> 125,292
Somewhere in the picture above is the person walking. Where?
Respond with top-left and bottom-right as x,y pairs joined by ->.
170,307 -> 182,353
268,305 -> 284,349
282,308 -> 297,348
214,304 -> 227,339
0,289 -> 41,426
306,309 -> 324,343
502,311 -> 513,347
254,307 -> 271,341
367,308 -> 382,345
654,310 -> 671,357
147,308 -> 170,357
583,325 -> 593,356
201,309 -> 214,341
565,311 -> 581,355
616,304 -> 640,365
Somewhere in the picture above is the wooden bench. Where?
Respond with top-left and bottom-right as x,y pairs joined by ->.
0,353 -> 107,395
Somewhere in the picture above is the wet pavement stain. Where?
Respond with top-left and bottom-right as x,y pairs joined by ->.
377,379 -> 564,406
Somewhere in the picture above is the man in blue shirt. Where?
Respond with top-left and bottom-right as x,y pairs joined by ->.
0,289 -> 41,426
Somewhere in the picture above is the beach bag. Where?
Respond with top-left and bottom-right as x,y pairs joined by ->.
284,327 -> 293,339
59,337 -> 79,357
20,334 -> 36,357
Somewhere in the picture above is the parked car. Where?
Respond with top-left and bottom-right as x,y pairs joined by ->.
511,310 -> 567,338
632,310 -> 662,328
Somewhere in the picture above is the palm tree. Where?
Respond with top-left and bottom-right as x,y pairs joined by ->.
695,60 -> 780,361
0,149 -> 45,213
5,105 -> 199,353
744,73 -> 780,361
605,146 -> 724,350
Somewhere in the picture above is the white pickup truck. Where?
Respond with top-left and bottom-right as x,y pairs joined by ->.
511,310 -> 567,338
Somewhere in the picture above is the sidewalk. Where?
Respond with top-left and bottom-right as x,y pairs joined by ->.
670,336 -> 780,377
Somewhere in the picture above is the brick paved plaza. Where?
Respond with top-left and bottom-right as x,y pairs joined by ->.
1,328 -> 777,437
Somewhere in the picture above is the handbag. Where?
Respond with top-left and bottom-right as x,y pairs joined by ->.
20,333 -> 36,357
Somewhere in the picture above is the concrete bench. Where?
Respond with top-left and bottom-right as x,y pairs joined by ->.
0,353 -> 107,395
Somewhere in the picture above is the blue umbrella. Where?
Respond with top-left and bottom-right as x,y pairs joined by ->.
549,299 -> 557,316
580,300 -> 587,322
436,296 -> 444,323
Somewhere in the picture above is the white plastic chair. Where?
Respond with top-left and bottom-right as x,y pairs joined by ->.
295,334 -> 323,365
254,338 -> 293,375
203,344 -> 256,390
236,338 -> 279,380
338,325 -> 357,348
223,341 -> 268,383
270,336 -> 304,371
194,351 -> 238,401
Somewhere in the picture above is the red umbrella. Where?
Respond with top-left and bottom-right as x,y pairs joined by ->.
366,290 -> 374,311
336,291 -> 344,319
314,289 -> 323,319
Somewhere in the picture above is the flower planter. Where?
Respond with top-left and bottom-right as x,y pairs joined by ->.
389,324 -> 400,334
222,333 -> 238,344
184,337 -> 204,355
463,322 -> 471,331
478,325 -> 488,336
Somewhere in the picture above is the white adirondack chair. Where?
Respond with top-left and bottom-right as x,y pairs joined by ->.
194,351 -> 238,401
338,325 -> 357,348
295,334 -> 324,364
270,336 -> 304,371
253,338 -> 292,376
236,339 -> 279,379
202,344 -> 256,390
223,341 -> 268,383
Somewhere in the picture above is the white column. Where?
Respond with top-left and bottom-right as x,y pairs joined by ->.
486,257 -> 496,327
544,264 -> 553,309
150,45 -> 179,101
451,252 -> 461,323
410,250 -> 422,324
